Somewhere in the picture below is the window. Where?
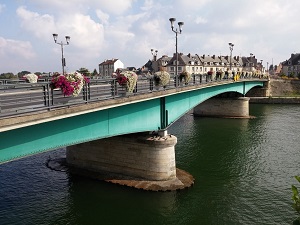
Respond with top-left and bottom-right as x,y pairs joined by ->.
170,67 -> 174,71
178,67 -> 182,72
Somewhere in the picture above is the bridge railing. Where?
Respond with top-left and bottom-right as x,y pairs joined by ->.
0,74 -> 257,118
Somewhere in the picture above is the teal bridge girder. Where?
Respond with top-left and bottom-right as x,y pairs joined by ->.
0,80 -> 264,164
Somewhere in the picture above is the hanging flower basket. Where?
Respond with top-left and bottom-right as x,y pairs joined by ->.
154,71 -> 170,87
23,73 -> 38,83
50,72 -> 90,97
179,71 -> 191,84
116,71 -> 138,93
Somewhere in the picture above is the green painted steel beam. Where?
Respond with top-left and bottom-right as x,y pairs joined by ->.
0,80 -> 264,163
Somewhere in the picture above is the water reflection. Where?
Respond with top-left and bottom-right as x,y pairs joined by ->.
0,105 -> 299,225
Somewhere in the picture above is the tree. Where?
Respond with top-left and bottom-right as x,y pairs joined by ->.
77,68 -> 90,76
269,64 -> 274,72
17,71 -> 31,78
92,69 -> 98,77
0,72 -> 14,79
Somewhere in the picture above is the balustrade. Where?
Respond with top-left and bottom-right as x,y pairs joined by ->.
0,74 -> 258,118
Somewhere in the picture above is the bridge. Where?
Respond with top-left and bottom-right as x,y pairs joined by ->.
0,74 -> 267,187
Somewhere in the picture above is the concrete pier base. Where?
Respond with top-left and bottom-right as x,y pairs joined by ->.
194,97 -> 251,118
66,132 -> 194,191
66,132 -> 178,181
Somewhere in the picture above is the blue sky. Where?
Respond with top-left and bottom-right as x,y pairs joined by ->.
0,0 -> 299,74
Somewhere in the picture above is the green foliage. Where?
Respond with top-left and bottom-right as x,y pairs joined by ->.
0,72 -> 14,79
77,67 -> 91,76
17,71 -> 31,78
290,72 -> 296,78
92,69 -> 98,76
292,176 -> 300,223
279,73 -> 286,77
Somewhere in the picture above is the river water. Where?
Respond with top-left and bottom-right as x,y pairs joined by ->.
0,104 -> 299,225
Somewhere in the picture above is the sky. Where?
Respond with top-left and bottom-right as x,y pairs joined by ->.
0,0 -> 299,74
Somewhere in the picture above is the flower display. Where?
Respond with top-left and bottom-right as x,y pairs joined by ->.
50,72 -> 89,97
154,71 -> 170,87
216,71 -> 224,80
116,71 -> 138,93
179,71 -> 191,84
23,73 -> 38,83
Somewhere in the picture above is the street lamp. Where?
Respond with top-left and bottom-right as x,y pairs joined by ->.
169,17 -> 184,87
151,49 -> 158,61
229,42 -> 234,71
52,33 -> 70,75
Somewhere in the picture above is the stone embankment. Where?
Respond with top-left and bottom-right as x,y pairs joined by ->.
249,79 -> 300,104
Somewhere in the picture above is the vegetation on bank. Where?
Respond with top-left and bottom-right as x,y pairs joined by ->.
278,72 -> 300,80
292,176 -> 300,224
0,67 -> 98,79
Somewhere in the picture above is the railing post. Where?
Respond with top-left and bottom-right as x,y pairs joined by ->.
134,82 -> 137,93
82,82 -> 90,102
111,79 -> 117,98
44,84 -> 50,108
150,78 -> 153,92
50,85 -> 54,106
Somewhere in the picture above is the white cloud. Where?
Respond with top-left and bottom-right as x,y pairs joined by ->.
16,6 -> 56,39
29,0 -> 135,15
0,37 -> 36,72
0,37 -> 35,59
141,0 -> 154,11
2,0 -> 300,73
195,17 -> 207,25
96,9 -> 110,25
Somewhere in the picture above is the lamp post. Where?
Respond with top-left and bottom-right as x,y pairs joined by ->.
151,49 -> 158,61
169,18 -> 184,87
151,49 -> 158,72
229,42 -> 234,71
52,34 -> 70,75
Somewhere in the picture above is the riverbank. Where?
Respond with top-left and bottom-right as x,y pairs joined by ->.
250,97 -> 300,104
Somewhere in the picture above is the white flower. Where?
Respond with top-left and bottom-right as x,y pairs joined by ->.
154,71 -> 170,86
119,71 -> 138,93
24,73 -> 38,83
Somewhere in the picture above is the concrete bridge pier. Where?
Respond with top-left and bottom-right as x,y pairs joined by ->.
66,131 -> 178,181
193,97 -> 250,118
